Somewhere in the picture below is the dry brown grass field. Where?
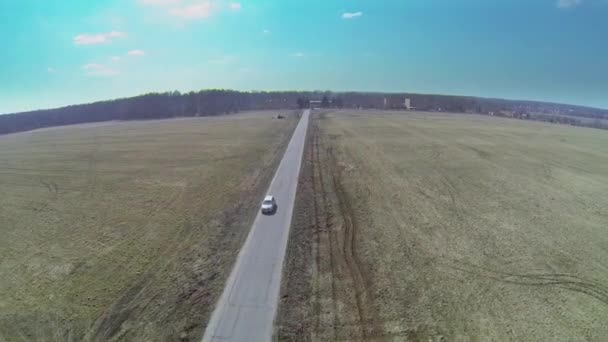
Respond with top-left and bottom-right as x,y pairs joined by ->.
278,111 -> 608,341
0,111 -> 298,341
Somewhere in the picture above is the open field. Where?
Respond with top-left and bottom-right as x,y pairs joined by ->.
278,111 -> 608,341
0,111 -> 298,341
528,112 -> 608,129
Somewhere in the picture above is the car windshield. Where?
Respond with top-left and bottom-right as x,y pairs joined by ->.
263,200 -> 273,205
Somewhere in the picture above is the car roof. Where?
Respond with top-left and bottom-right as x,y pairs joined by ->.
264,195 -> 274,201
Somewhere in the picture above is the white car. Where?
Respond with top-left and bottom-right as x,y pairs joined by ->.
261,195 -> 277,215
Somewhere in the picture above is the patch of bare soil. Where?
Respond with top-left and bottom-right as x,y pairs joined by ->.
277,117 -> 385,341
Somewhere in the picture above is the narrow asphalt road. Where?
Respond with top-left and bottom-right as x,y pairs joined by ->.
202,109 -> 310,342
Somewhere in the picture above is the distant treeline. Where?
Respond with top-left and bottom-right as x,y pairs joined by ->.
1,89 -> 607,135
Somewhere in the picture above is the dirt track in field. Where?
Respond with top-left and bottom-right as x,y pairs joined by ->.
278,117 -> 385,341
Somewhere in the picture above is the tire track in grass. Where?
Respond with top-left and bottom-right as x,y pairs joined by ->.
309,130 -> 323,336
312,129 -> 340,340
445,259 -> 608,305
325,135 -> 385,339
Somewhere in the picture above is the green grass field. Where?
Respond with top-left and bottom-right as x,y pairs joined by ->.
278,111 -> 608,341
0,112 -> 297,341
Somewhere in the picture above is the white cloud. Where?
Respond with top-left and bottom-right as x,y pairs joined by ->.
111,56 -> 121,62
138,0 -> 228,21
292,52 -> 305,58
47,67 -> 55,73
230,3 -> 242,11
83,63 -> 103,70
169,1 -> 214,20
127,49 -> 146,56
342,11 -> 363,19
82,63 -> 119,77
139,0 -> 181,5
557,0 -> 583,8
73,31 -> 126,45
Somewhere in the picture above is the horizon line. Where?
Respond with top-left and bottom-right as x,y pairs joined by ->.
2,88 -> 607,116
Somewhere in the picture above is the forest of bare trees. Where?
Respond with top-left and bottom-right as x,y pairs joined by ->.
1,89 -> 607,135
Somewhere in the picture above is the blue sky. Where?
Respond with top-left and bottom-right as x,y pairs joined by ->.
1,0 -> 607,114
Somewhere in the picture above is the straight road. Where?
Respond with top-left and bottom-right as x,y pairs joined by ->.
202,109 -> 310,342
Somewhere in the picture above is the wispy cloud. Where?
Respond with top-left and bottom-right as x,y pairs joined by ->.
139,0 -> 236,21
47,67 -> 56,74
111,56 -> 121,62
342,11 -> 363,19
73,31 -> 126,45
82,63 -> 119,77
292,52 -> 305,58
127,49 -> 146,56
83,63 -> 103,70
139,0 -> 181,5
169,1 -> 214,20
557,0 -> 583,8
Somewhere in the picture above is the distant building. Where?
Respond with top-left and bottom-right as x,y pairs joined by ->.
405,98 -> 414,110
382,96 -> 415,110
